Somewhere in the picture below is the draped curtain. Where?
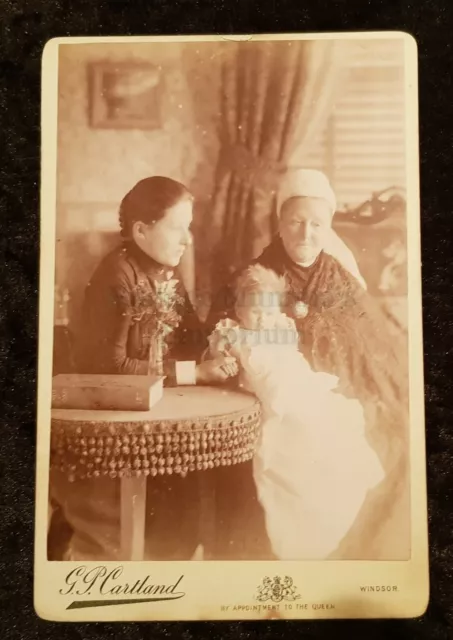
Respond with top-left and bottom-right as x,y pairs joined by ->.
204,39 -> 351,298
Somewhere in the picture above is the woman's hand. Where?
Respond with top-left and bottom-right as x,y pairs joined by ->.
196,355 -> 239,384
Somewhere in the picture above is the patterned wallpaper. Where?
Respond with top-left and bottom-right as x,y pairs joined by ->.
57,42 -> 225,207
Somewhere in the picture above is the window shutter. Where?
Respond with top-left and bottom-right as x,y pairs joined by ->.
305,39 -> 406,210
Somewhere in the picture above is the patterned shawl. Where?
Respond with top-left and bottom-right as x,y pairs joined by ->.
208,235 -> 409,470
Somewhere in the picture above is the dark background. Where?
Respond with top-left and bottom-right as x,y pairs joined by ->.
0,0 -> 452,638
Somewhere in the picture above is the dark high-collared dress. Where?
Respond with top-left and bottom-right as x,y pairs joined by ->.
76,240 -> 205,380
51,241 -> 209,561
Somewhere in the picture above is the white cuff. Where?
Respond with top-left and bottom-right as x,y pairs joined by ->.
175,361 -> 197,385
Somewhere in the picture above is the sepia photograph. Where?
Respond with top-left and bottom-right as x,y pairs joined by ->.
36,33 -> 427,621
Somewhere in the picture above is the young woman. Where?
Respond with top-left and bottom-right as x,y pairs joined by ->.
51,176 -> 235,561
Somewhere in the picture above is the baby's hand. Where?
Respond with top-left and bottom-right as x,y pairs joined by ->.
223,339 -> 242,360
208,331 -> 232,358
208,320 -> 241,359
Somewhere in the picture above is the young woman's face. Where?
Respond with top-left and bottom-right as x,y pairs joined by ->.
133,199 -> 193,267
279,196 -> 332,266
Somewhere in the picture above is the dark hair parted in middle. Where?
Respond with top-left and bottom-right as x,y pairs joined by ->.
119,176 -> 194,238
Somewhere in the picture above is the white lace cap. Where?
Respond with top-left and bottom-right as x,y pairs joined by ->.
277,169 -> 336,217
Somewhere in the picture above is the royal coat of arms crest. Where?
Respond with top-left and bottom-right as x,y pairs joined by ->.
256,576 -> 301,603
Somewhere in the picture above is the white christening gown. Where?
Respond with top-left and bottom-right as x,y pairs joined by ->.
230,321 -> 385,560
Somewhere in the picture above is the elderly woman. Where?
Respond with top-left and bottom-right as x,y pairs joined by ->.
207,169 -> 409,560
51,176 -> 236,561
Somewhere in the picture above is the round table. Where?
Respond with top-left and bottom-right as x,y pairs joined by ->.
50,386 -> 262,560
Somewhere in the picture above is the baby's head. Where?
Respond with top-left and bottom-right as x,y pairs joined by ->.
235,265 -> 287,330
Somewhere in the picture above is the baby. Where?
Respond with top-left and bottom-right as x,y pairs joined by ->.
208,264 -> 385,560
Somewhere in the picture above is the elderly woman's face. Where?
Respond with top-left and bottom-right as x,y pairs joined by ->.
279,196 -> 332,265
133,199 -> 193,267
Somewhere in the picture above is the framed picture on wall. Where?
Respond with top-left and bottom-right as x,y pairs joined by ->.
88,61 -> 162,129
